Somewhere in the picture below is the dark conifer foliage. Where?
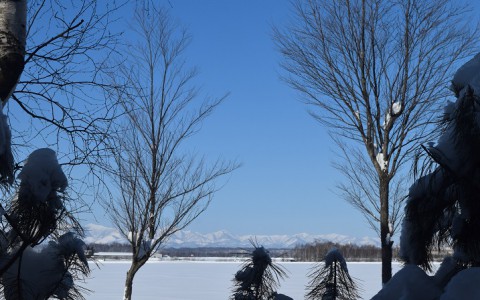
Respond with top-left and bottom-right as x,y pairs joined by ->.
231,243 -> 288,300
401,86 -> 480,271
0,149 -> 89,299
306,248 -> 360,300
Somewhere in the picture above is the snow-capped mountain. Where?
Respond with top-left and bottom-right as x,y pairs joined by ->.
84,224 -> 125,245
83,224 -> 379,248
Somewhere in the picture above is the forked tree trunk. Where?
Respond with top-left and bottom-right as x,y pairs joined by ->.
379,175 -> 392,284
0,0 -> 27,103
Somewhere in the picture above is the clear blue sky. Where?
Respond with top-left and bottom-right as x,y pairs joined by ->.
84,0 -> 477,239
108,0 -> 373,238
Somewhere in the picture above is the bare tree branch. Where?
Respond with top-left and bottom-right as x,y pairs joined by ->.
10,0 -> 126,181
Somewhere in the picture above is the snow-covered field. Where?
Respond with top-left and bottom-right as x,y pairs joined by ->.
83,260 -> 405,299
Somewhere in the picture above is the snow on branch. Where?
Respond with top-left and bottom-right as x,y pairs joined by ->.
306,247 -> 359,300
7,148 -> 68,245
452,53 -> 480,97
18,148 -> 67,204
2,232 -> 89,299
231,243 -> 288,299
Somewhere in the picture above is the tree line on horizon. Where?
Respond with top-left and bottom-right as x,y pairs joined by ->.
87,239 -> 454,263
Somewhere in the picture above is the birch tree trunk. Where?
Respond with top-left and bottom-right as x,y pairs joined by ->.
0,0 -> 26,104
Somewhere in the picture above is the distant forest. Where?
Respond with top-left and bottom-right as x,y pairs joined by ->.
290,241 -> 450,262
88,240 -> 452,262
291,241 -> 385,262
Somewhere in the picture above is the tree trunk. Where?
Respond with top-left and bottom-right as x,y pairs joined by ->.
379,175 -> 392,284
149,195 -> 155,240
333,263 -> 337,299
0,0 -> 27,103
123,261 -> 141,300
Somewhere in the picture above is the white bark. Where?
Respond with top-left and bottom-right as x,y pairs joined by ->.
0,0 -> 27,103
0,0 -> 26,47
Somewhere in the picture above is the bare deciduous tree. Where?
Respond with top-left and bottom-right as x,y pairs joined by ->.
103,4 -> 237,299
274,0 -> 478,283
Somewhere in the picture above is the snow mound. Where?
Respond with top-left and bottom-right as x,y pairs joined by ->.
440,268 -> 480,300
371,264 -> 442,300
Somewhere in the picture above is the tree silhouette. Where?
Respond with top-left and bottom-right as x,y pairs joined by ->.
232,243 -> 288,300
306,248 -> 359,300
401,53 -> 480,271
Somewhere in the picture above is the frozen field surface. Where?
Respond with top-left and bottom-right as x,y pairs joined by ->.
84,260 -> 404,299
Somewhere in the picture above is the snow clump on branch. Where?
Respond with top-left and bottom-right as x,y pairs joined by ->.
2,232 -> 89,299
18,148 -> 67,204
451,52 -> 480,97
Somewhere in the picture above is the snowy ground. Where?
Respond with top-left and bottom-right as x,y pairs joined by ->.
83,260 -> 407,299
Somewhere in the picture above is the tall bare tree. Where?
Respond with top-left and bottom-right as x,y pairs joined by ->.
103,4 -> 237,299
274,0 -> 478,283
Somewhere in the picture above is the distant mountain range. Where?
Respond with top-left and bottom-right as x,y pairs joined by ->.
84,223 -> 380,248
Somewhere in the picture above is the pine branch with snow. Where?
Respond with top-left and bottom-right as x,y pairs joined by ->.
7,149 -> 68,245
401,86 -> 480,270
306,248 -> 360,300
2,232 -> 89,300
0,148 -> 89,299
231,242 -> 288,300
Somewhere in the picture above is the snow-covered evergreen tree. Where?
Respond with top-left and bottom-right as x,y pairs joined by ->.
0,149 -> 89,299
2,232 -> 89,299
231,243 -> 288,300
401,53 -> 480,271
306,248 -> 359,300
